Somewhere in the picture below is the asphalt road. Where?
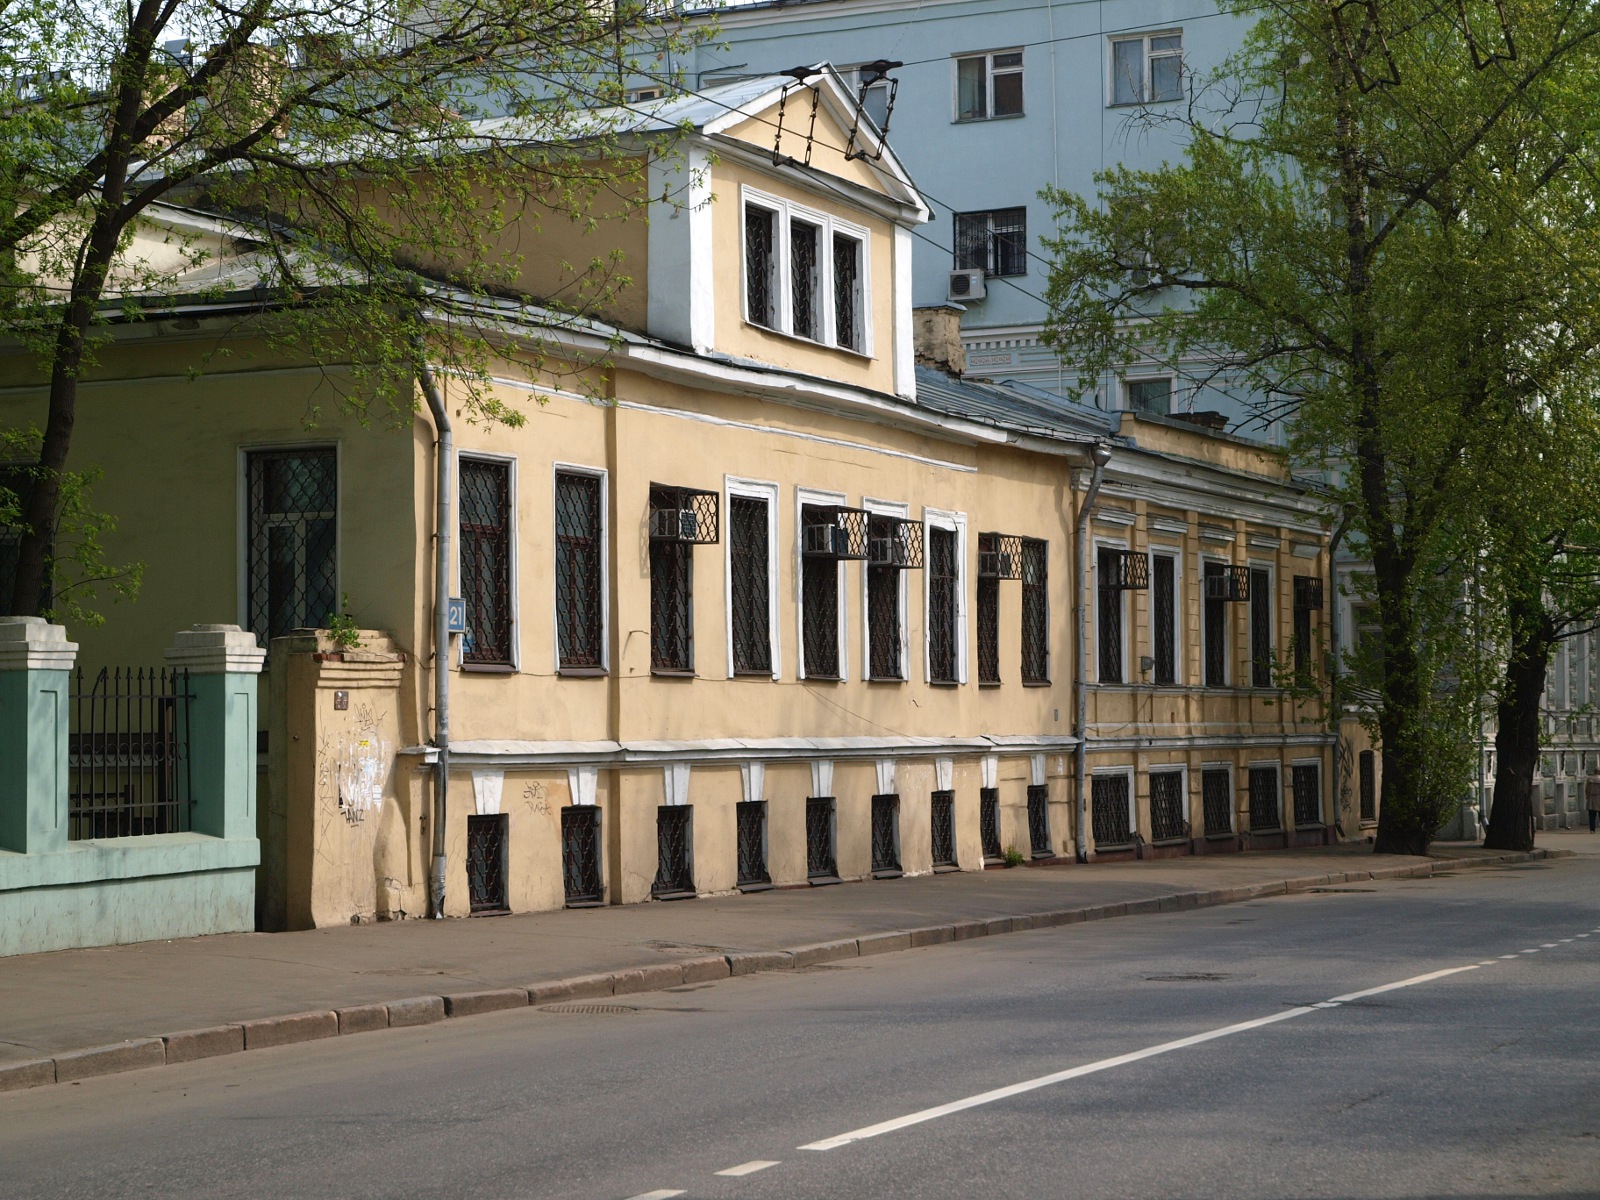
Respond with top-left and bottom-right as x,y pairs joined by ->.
4,858 -> 1599,1200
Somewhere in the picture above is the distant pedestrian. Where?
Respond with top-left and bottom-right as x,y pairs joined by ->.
1587,766 -> 1600,833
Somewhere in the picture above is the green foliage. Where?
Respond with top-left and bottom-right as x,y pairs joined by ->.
1002,845 -> 1026,867
324,592 -> 361,652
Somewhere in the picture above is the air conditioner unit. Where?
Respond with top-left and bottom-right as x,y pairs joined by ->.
649,508 -> 698,541
948,268 -> 986,302
979,550 -> 1016,579
869,535 -> 911,567
804,523 -> 845,557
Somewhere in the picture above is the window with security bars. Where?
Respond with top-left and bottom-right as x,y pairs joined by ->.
871,794 -> 901,875
1203,561 -> 1228,686
977,574 -> 999,684
954,208 -> 1027,276
1292,764 -> 1322,827
459,458 -> 512,666
980,787 -> 1002,861
1027,783 -> 1051,857
1292,575 -> 1319,683
927,526 -> 959,683
561,807 -> 603,906
801,504 -> 840,679
806,796 -> 838,879
1359,750 -> 1376,823
736,801 -> 769,887
1201,768 -> 1233,836
246,448 -> 337,646
1092,774 -> 1132,847
931,790 -> 956,868
1153,554 -> 1176,684
649,486 -> 692,673
1251,568 -> 1273,688
653,806 -> 694,897
1021,538 -> 1049,683
834,234 -> 863,350
746,205 -> 777,329
466,813 -> 509,913
1097,547 -> 1124,683
555,472 -> 603,670
1248,765 -> 1281,832
868,516 -> 904,680
729,496 -> 771,675
1149,771 -> 1186,842
791,218 -> 820,341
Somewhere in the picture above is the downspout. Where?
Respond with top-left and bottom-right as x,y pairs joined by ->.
414,345 -> 452,919
1326,505 -> 1353,839
1074,441 -> 1113,862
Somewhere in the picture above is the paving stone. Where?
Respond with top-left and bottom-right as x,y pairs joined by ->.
950,920 -> 988,941
909,925 -> 955,947
726,950 -> 794,976
442,988 -> 529,1017
791,940 -> 859,967
0,1058 -> 56,1092
239,1011 -> 338,1050
162,1025 -> 244,1064
856,931 -> 912,955
613,964 -> 684,995
525,980 -> 575,1005
336,1003 -> 390,1035
53,1039 -> 165,1082
1125,898 -> 1163,916
385,996 -> 445,1028
679,955 -> 732,984
564,973 -> 617,1000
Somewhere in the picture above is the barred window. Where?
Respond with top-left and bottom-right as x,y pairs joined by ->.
1153,553 -> 1176,684
1203,561 -> 1228,686
791,218 -> 820,341
801,503 -> 840,679
1293,576 -> 1318,683
1292,763 -> 1321,827
1149,770 -> 1186,841
867,515 -> 904,680
927,525 -> 959,683
1092,774 -> 1132,847
744,191 -> 871,352
649,485 -> 693,673
976,574 -> 999,684
1251,568 -> 1273,688
555,471 -> 604,670
834,234 -> 863,351
746,205 -> 777,329
1359,750 -> 1376,822
246,448 -> 337,646
1201,767 -> 1232,836
459,458 -> 512,666
1096,547 -> 1124,683
954,207 -> 1027,277
729,495 -> 771,675
1021,538 -> 1048,683
1249,765 -> 1281,832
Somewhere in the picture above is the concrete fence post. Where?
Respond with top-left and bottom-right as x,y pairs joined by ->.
0,617 -> 78,856
165,624 -> 266,842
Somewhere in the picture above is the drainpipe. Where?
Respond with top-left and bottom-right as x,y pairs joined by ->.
1326,505 -> 1353,839
1074,441 -> 1113,863
414,344 -> 452,919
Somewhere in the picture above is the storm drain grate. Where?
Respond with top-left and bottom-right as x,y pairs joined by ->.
539,1003 -> 638,1016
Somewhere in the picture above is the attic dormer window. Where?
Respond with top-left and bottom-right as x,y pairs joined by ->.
742,186 -> 870,356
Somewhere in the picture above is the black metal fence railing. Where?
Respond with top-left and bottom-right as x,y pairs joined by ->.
806,797 -> 837,880
1149,771 -> 1188,842
870,794 -> 901,876
653,806 -> 694,897
980,787 -> 1002,861
736,800 -> 770,887
561,806 -> 604,906
68,667 -> 193,841
1027,784 -> 1051,858
931,790 -> 956,868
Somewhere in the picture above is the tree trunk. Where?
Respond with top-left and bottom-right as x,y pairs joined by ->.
1484,593 -> 1553,851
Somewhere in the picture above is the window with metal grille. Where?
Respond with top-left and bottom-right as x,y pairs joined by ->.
801,504 -> 841,679
459,457 -> 512,666
1152,554 -> 1177,684
976,574 -> 999,684
1027,783 -> 1051,857
1091,774 -> 1132,847
1097,547 -> 1124,683
931,790 -> 957,868
730,496 -> 771,675
834,233 -> 863,350
1293,763 -> 1322,827
980,787 -> 1002,861
1248,765 -> 1281,832
1251,568 -> 1273,688
736,800 -> 770,887
871,794 -> 901,875
0,462 -> 50,616
927,525 -> 959,683
791,218 -> 820,340
648,486 -> 692,673
1292,575 -> 1320,683
746,205 -> 777,329
1149,770 -> 1186,842
466,813 -> 509,913
246,448 -> 337,646
561,806 -> 603,906
954,207 -> 1027,276
806,796 -> 838,879
1201,768 -> 1232,836
653,806 -> 694,897
555,471 -> 604,670
1359,750 -> 1376,822
867,516 -> 905,680
1021,538 -> 1049,683
1203,561 -> 1228,686
955,49 -> 1023,120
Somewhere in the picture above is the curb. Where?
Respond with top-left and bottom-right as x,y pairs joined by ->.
0,847 -> 1566,1095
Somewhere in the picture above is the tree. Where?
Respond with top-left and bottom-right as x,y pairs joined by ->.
1040,0 -> 1600,855
0,0 -> 693,618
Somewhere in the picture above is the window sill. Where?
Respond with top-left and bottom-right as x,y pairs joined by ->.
650,888 -> 697,902
743,319 -> 874,361
952,112 -> 1025,124
933,863 -> 961,874
558,666 -> 608,678
807,873 -> 842,887
929,678 -> 960,688
737,880 -> 774,893
462,662 -> 516,674
651,668 -> 696,679
733,669 -> 777,679
1022,679 -> 1052,688
801,674 -> 843,683
979,680 -> 1001,689
868,676 -> 908,685
871,868 -> 904,880
1106,98 -> 1182,109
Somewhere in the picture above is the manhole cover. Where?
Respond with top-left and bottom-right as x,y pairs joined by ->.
1145,972 -> 1231,982
540,1003 -> 637,1016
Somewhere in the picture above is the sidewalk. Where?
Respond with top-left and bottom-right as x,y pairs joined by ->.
0,840 -> 1574,1091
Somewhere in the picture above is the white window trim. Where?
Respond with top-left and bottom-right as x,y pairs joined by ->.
796,486 -> 849,682
455,450 -> 520,672
725,476 -> 781,681
1093,535 -> 1130,684
861,497 -> 911,681
1148,764 -> 1189,837
1201,761 -> 1235,835
552,463 -> 609,674
1123,374 -> 1176,415
951,47 -> 1024,121
741,185 -> 874,359
1107,29 -> 1184,107
1290,757 -> 1324,828
1249,558 -> 1276,687
1249,759 -> 1285,830
923,506 -> 969,685
1148,543 -> 1182,685
1091,765 -> 1137,846
235,440 -> 342,636
1201,554 -> 1231,687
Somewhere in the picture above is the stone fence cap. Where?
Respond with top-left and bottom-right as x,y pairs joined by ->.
0,616 -> 78,671
164,624 -> 267,675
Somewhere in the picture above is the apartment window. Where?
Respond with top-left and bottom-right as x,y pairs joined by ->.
1293,575 -> 1321,683
1097,547 -> 1125,683
744,190 -> 868,353
845,65 -> 893,128
1125,377 -> 1172,417
729,494 -> 772,675
1203,561 -> 1229,686
1250,568 -> 1273,688
1201,767 -> 1233,836
458,457 -> 512,666
927,525 -> 959,683
1111,32 -> 1183,105
1292,763 -> 1322,827
555,471 -> 604,670
246,448 -> 337,645
1150,770 -> 1186,842
976,571 -> 999,685
1021,538 -> 1049,683
647,484 -> 719,674
1152,553 -> 1177,684
954,208 -> 1027,277
1248,765 -> 1281,832
625,85 -> 665,103
1359,750 -> 1377,823
801,503 -> 842,680
867,514 -> 907,681
955,49 -> 1023,120
1092,773 -> 1133,847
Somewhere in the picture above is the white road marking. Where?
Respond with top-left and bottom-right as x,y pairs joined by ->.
1499,954 -> 1519,959
1542,943 -> 1559,948
624,1191 -> 685,1200
799,963 -> 1482,1153
1560,939 -> 1574,943
1520,949 -> 1540,954
716,1161 -> 780,1177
